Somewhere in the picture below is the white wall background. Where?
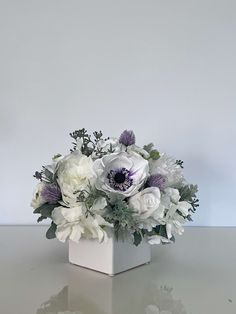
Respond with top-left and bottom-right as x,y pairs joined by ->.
0,0 -> 235,225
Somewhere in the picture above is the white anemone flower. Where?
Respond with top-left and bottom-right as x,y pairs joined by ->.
93,151 -> 149,198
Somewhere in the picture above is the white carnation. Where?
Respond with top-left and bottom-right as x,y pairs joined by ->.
57,151 -> 96,204
149,153 -> 185,188
51,197 -> 112,243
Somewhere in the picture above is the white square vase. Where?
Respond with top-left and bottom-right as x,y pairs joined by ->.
69,234 -> 151,275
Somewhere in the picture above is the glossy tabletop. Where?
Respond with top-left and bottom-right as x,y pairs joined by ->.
0,226 -> 235,314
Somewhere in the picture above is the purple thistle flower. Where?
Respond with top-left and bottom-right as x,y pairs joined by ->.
147,174 -> 166,190
119,130 -> 136,146
41,184 -> 62,204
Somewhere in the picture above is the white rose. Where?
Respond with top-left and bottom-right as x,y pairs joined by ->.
129,187 -> 161,219
31,182 -> 46,209
57,151 -> 96,204
93,151 -> 149,198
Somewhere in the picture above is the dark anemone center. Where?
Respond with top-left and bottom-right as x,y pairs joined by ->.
114,172 -> 126,184
107,168 -> 133,192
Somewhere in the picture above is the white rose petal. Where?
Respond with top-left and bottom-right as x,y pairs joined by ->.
129,187 -> 161,220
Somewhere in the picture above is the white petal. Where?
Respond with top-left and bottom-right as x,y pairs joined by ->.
131,145 -> 150,159
90,197 -> 107,212
166,223 -> 172,239
148,235 -> 162,245
51,206 -> 67,225
152,204 -> 165,220
177,201 -> 192,216
164,188 -> 180,204
69,224 -> 84,242
60,206 -> 84,223
55,224 -> 72,242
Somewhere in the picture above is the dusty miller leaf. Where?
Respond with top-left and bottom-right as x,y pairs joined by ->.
133,231 -> 142,246
143,143 -> 154,153
46,222 -> 57,239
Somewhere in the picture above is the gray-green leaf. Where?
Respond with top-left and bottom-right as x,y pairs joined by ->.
35,203 -> 59,218
133,231 -> 142,246
143,143 -> 154,153
46,222 -> 57,239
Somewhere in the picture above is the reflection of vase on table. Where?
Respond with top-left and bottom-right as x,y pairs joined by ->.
36,267 -> 186,314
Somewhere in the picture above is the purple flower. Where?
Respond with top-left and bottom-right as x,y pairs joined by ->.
119,130 -> 136,146
41,184 -> 62,204
147,174 -> 166,190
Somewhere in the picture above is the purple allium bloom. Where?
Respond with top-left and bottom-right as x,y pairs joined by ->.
119,130 -> 136,146
41,184 -> 62,204
147,174 -> 166,190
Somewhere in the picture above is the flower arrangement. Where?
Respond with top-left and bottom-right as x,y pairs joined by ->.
31,129 -> 199,246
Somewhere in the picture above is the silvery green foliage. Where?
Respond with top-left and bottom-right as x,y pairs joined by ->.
104,199 -> 141,243
179,184 -> 199,211
70,128 -> 115,157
